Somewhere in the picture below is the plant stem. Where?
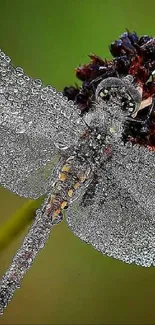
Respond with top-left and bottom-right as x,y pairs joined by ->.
0,198 -> 44,253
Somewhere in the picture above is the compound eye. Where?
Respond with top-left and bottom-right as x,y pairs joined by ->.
95,77 -> 142,117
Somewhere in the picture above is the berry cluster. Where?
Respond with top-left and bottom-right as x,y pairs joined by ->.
63,30 -> 155,150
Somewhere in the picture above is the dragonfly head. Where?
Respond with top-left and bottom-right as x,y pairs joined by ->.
95,76 -> 142,117
95,76 -> 142,141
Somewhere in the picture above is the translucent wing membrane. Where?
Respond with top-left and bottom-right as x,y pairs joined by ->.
0,50 -> 85,198
66,142 -> 155,267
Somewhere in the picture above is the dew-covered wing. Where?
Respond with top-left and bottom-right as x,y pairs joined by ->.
0,50 -> 85,198
66,142 -> 155,267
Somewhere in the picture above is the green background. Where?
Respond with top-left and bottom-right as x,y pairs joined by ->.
0,0 -> 155,324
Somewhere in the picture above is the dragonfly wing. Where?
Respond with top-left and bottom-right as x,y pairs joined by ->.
0,127 -> 62,198
66,143 -> 155,267
0,50 -> 86,198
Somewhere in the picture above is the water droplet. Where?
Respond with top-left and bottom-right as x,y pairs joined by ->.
16,283 -> 21,289
62,96 -> 68,103
0,51 -> 5,58
8,95 -> 14,101
5,56 -> 11,63
23,75 -> 30,82
32,87 -> 39,94
42,86 -> 49,94
41,93 -> 47,101
57,92 -> 63,98
68,100 -> 74,107
16,67 -> 24,75
33,79 -> 42,88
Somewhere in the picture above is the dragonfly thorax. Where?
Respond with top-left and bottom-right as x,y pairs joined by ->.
75,127 -> 108,167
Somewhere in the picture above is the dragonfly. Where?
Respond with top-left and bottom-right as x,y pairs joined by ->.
0,47 -> 155,313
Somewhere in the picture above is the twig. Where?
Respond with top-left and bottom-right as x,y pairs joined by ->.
0,196 -> 59,315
